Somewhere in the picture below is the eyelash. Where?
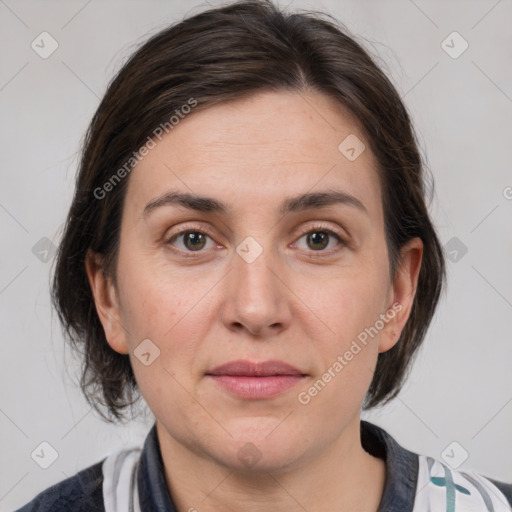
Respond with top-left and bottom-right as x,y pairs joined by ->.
164,222 -> 347,258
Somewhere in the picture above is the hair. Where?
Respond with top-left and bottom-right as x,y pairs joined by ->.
52,0 -> 446,422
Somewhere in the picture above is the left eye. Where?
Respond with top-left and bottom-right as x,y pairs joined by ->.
295,229 -> 343,251
167,231 -> 216,252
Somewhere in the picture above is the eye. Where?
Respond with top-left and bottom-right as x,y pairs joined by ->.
294,226 -> 346,253
166,230 -> 217,252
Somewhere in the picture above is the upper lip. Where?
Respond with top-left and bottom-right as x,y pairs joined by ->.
206,360 -> 305,377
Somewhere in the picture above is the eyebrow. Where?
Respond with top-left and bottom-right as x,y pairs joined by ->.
142,189 -> 368,219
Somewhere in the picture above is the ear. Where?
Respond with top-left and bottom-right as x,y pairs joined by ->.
378,237 -> 423,353
85,249 -> 129,354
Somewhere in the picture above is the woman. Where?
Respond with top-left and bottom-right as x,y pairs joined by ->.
16,0 -> 512,510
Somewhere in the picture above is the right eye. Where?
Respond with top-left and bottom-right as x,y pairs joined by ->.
166,230 -> 217,253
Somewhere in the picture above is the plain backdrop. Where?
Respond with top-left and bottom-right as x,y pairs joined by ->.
1,0 -> 511,510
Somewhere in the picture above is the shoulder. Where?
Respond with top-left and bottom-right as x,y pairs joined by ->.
489,477 -> 512,507
414,454 -> 512,511
361,421 -> 512,511
14,458 -> 105,512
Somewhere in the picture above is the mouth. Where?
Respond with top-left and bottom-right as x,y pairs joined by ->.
205,360 -> 307,399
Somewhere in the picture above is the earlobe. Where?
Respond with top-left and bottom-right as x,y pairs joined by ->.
85,249 -> 129,355
378,237 -> 423,353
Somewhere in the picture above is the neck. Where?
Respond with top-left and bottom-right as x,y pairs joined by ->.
156,418 -> 386,512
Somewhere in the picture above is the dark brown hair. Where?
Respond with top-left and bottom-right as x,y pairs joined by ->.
52,0 -> 446,422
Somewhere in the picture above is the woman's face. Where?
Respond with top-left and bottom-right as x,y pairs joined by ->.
88,89 -> 422,471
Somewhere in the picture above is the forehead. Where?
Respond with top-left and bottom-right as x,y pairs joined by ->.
123,89 -> 382,221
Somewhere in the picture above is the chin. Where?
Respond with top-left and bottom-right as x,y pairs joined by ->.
214,417 -> 312,473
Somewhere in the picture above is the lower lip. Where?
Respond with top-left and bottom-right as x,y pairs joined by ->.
207,375 -> 304,399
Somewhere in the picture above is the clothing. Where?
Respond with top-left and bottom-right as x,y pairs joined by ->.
15,421 -> 512,511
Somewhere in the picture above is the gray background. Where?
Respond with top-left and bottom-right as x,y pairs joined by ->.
1,0 -> 511,509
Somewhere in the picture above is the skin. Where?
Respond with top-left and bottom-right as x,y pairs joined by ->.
87,89 -> 423,512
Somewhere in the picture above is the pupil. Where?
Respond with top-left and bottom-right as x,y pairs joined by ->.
185,232 -> 205,250
308,232 -> 328,250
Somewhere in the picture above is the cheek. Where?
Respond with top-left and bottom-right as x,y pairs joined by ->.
119,278 -> 178,340
297,277 -> 384,419
116,244 -> 193,339
314,265 -> 388,338
116,265 -> 203,418
115,251 -> 217,381
303,264 -> 388,392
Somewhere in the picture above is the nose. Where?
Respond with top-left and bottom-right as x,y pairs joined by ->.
219,239 -> 293,337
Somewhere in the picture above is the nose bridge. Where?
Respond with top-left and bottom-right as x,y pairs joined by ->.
222,233 -> 289,334
233,233 -> 280,304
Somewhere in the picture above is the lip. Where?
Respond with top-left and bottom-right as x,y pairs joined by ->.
207,360 -> 304,377
206,360 -> 307,399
